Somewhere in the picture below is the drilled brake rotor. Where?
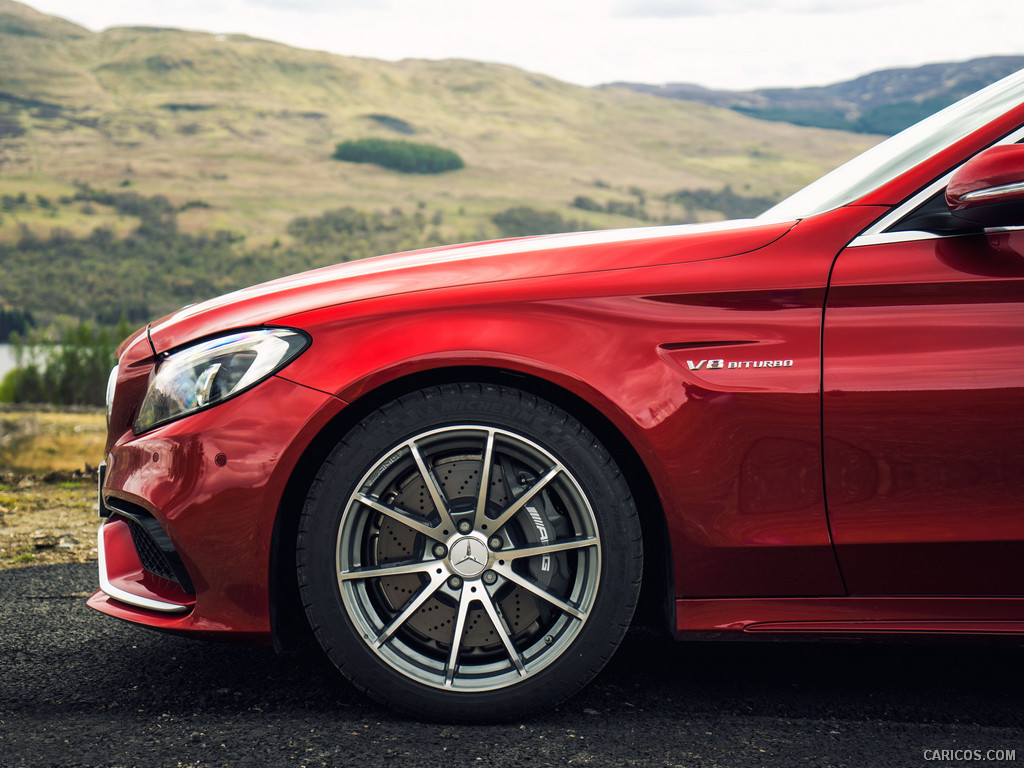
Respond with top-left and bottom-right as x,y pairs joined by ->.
375,455 -> 541,648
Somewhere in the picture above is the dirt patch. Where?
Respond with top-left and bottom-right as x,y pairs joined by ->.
0,406 -> 105,568
0,472 -> 98,568
0,404 -> 106,475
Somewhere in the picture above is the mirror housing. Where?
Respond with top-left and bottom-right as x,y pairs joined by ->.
946,144 -> 1024,228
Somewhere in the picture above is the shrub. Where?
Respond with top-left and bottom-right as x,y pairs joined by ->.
571,196 -> 603,212
571,195 -> 647,220
333,138 -> 464,174
492,207 -> 585,238
664,186 -> 778,220
365,114 -> 416,135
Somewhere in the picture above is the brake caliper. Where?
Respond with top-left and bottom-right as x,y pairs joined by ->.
498,455 -> 571,598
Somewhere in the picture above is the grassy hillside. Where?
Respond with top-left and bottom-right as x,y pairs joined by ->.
0,0 -> 878,328
0,2 -> 874,235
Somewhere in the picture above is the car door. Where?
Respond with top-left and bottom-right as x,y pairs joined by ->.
823,185 -> 1024,595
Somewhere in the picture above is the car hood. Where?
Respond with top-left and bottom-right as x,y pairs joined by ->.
147,218 -> 794,354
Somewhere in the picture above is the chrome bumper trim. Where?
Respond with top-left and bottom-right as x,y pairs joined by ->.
96,525 -> 189,614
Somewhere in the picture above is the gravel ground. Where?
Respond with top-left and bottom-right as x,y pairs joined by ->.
2,563 -> 1023,768
0,478 -> 97,568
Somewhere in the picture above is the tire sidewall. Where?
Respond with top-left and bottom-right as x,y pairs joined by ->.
297,384 -> 641,721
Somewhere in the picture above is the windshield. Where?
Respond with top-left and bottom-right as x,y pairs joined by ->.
760,68 -> 1024,221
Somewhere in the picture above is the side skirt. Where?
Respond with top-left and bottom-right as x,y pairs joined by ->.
675,596 -> 1024,638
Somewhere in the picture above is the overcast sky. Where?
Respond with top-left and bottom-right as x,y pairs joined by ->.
23,0 -> 1024,90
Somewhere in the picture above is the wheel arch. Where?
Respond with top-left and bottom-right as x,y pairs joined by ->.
269,364 -> 673,652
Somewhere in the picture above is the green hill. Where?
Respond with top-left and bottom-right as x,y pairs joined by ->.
0,0 -> 877,328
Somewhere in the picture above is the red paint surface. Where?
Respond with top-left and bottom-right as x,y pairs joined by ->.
95,85 -> 1024,642
824,229 -> 1024,595
101,376 -> 344,635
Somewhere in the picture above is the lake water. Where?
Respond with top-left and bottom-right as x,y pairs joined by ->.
0,344 -> 17,379
0,344 -> 53,380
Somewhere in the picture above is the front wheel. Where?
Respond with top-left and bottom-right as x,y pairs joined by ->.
296,384 -> 642,721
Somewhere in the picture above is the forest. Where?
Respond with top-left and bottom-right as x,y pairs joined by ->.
0,182 -> 776,405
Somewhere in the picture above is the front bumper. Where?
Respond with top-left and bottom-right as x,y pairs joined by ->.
89,374 -> 345,640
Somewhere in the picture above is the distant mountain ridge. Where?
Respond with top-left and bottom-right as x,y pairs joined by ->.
605,56 -> 1024,135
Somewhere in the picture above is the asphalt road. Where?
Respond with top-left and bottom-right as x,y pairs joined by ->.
2,564 -> 1023,768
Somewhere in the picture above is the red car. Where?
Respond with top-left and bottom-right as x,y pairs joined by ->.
93,71 -> 1024,721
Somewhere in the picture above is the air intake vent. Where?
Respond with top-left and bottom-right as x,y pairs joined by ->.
124,516 -> 178,582
104,499 -> 196,594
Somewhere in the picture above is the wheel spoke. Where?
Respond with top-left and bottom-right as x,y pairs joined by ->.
494,564 -> 587,621
444,586 -> 474,687
503,536 -> 598,561
479,589 -> 527,677
333,418 -> 610,696
488,464 -> 562,533
472,429 -> 496,530
338,557 -> 441,582
354,493 -> 441,540
408,440 -> 458,535
372,570 -> 448,649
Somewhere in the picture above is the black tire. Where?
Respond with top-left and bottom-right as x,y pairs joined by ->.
296,383 -> 642,722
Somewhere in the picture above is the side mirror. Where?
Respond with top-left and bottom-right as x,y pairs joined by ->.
946,144 -> 1024,228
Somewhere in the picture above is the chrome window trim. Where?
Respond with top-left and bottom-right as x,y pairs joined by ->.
849,230 -> 945,248
849,124 -> 1024,249
850,223 -> 1024,249
97,525 -> 189,614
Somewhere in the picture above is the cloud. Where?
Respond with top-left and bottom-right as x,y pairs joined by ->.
242,0 -> 388,10
615,0 -> 896,18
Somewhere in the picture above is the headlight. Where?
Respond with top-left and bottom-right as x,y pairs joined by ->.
134,328 -> 309,433
105,364 -> 119,428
